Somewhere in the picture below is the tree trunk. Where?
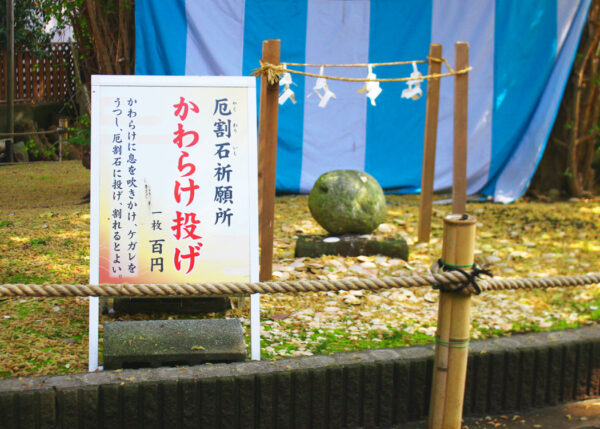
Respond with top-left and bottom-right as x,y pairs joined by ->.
530,0 -> 600,197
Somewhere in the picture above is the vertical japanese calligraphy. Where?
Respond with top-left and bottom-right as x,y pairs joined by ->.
172,97 -> 203,274
212,98 -> 238,228
109,97 -> 139,278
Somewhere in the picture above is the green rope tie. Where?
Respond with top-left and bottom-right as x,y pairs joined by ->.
438,260 -> 475,269
435,336 -> 470,349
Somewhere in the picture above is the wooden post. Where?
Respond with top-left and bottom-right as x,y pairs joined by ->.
5,0 -> 15,162
257,39 -> 280,281
452,42 -> 469,215
428,214 -> 476,429
418,43 -> 443,243
58,118 -> 68,162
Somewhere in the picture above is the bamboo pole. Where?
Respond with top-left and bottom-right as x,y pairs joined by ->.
452,42 -> 469,215
428,213 -> 476,429
428,282 -> 452,429
418,43 -> 443,243
258,39 -> 280,281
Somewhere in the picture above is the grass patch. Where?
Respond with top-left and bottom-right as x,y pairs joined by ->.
30,237 -> 49,247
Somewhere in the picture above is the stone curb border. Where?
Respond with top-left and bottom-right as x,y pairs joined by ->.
1,325 -> 598,428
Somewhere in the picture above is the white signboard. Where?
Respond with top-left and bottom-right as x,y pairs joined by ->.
90,76 -> 260,370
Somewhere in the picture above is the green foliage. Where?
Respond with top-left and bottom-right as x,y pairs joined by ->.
68,114 -> 91,148
0,0 -> 56,55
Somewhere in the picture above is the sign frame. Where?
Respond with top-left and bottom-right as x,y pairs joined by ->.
89,75 -> 260,370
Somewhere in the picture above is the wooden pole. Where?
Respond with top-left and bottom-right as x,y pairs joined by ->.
58,118 -> 68,162
428,213 -> 477,429
418,43 -> 443,243
452,42 -> 469,215
257,39 -> 280,281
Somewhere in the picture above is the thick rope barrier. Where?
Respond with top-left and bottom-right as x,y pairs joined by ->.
1,272 -> 598,298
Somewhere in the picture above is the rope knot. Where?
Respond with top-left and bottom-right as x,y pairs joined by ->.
432,259 -> 492,295
251,61 -> 285,85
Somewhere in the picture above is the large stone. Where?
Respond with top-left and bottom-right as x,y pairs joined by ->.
308,170 -> 386,235
103,319 -> 246,370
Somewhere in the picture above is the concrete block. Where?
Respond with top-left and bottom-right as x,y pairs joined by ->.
160,381 -> 179,427
219,377 -> 238,429
103,319 -> 246,370
100,384 -> 120,428
39,389 -> 56,429
472,352 -> 490,415
141,383 -> 161,429
546,346 -> 563,406
575,342 -> 592,399
292,370 -> 311,429
463,356 -> 475,416
237,375 -> 255,426
0,392 -> 16,429
57,389 -> 79,428
533,348 -> 549,407
257,372 -> 275,429
488,351 -> 505,414
113,297 -> 231,315
344,364 -> 362,427
502,349 -> 521,412
310,367 -> 328,428
408,358 -> 429,420
80,386 -> 100,429
563,344 -> 577,402
590,342 -> 600,397
377,361 -> 395,428
122,383 -> 142,428
393,359 -> 410,424
363,363 -> 379,428
17,390 -> 36,428
327,365 -> 345,428
199,378 -> 218,428
275,371 -> 292,429
180,379 -> 199,429
519,349 -> 535,409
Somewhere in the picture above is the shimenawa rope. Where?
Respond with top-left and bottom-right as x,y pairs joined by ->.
251,60 -> 472,85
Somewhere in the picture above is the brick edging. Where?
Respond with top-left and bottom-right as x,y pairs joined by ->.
1,325 -> 598,428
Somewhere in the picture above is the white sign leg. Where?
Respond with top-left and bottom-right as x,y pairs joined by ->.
88,296 -> 99,371
250,293 -> 261,360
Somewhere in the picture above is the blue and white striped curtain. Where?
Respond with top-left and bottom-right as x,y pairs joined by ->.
135,0 -> 590,202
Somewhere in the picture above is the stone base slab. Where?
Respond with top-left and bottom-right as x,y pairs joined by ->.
103,318 -> 246,370
295,234 -> 409,259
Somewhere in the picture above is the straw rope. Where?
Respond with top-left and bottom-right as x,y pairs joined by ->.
251,61 -> 472,85
1,272 -> 598,298
282,60 -> 428,67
